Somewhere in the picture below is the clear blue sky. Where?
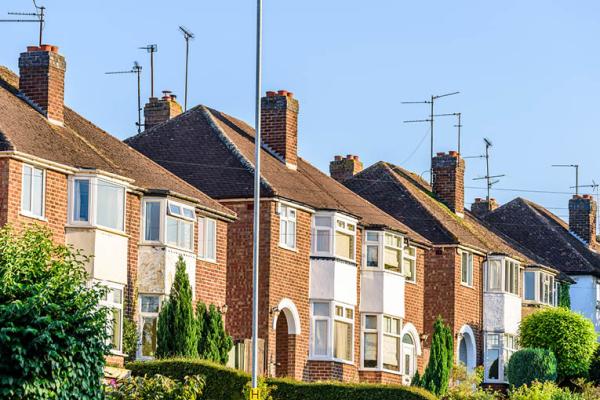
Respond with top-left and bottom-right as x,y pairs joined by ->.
2,1 -> 599,218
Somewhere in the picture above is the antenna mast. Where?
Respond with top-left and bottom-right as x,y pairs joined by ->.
473,138 -> 505,210
402,91 -> 460,182
105,62 -> 143,133
179,26 -> 195,111
139,44 -> 158,98
0,1 -> 45,46
552,164 -> 579,195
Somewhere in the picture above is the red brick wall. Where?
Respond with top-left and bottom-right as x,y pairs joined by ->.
359,370 -> 403,384
195,218 -> 229,309
125,192 -> 141,320
261,92 -> 299,167
432,152 -> 465,215
405,247 -> 427,373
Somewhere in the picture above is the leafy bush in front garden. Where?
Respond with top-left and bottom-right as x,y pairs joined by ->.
506,348 -> 557,388
587,346 -> 600,385
508,381 -> 580,400
443,364 -> 497,400
106,374 -> 204,400
0,225 -> 110,399
518,307 -> 597,382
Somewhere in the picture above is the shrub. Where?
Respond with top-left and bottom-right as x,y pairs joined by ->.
444,364 -> 497,400
127,358 -> 250,400
243,378 -> 274,400
421,316 -> 454,395
559,282 -> 571,309
157,257 -> 197,358
587,346 -> 600,385
197,302 -> 233,364
106,374 -> 204,400
123,317 -> 139,362
519,308 -> 597,381
0,225 -> 110,399
506,348 -> 557,388
508,381 -> 581,400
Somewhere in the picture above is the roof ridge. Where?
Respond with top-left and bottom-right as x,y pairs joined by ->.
199,106 -> 274,193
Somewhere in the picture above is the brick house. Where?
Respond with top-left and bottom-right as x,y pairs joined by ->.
339,152 -> 564,384
0,45 -> 236,365
481,196 -> 600,334
126,90 -> 432,384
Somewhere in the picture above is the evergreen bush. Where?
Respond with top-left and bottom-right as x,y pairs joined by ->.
421,316 -> 453,396
196,302 -> 233,364
506,348 -> 557,388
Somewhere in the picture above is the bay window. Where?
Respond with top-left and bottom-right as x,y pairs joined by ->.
312,213 -> 357,261
144,201 -> 161,241
140,295 -> 160,358
279,204 -> 297,249
166,201 -> 194,250
335,220 -> 355,260
365,232 -> 379,267
311,302 -> 354,362
70,176 -> 125,231
524,270 -> 557,306
383,316 -> 401,371
198,217 -> 217,261
100,283 -> 124,352
461,251 -> 474,286
361,314 -> 404,373
384,233 -> 402,273
362,315 -> 378,367
486,257 -> 521,295
21,164 -> 44,218
363,230 -> 416,281
484,333 -> 518,382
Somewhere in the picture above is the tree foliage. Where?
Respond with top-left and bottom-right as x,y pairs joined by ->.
518,307 -> 597,381
156,257 -> 197,358
421,316 -> 453,396
506,348 -> 557,388
0,225 -> 109,399
197,302 -> 233,364
559,282 -> 571,309
106,374 -> 204,400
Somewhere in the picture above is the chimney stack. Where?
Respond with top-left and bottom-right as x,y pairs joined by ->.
569,194 -> 597,246
144,90 -> 183,130
330,154 -> 363,182
261,90 -> 299,169
18,45 -> 66,125
471,197 -> 498,218
432,151 -> 465,216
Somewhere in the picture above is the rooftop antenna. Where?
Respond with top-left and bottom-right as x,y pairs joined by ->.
576,180 -> 600,231
179,26 -> 195,111
0,0 -> 45,46
552,164 -> 579,195
402,91 -> 460,182
139,44 -> 158,98
105,62 -> 143,133
473,138 -> 505,210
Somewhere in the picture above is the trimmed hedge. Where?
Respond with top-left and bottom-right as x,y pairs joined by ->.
506,348 -> 557,388
126,359 -> 437,400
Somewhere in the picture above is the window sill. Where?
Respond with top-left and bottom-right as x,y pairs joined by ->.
308,356 -> 355,366
164,243 -> 196,255
198,256 -> 218,265
65,224 -> 129,238
359,367 -> 402,376
19,212 -> 47,222
109,349 -> 126,357
460,282 -> 474,289
278,243 -> 298,253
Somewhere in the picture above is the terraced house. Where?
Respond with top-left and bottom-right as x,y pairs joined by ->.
126,90 -> 432,384
0,44 -> 236,365
338,152 -> 567,384
481,195 -> 600,334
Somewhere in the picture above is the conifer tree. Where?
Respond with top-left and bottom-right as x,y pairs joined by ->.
196,302 -> 207,357
422,316 -> 453,396
156,257 -> 197,358
196,303 -> 233,364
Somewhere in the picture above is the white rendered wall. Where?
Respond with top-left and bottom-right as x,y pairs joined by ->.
483,292 -> 521,334
360,270 -> 405,318
570,275 -> 600,334
309,258 -> 357,305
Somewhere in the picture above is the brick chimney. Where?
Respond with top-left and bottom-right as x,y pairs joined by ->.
569,194 -> 597,246
261,90 -> 299,169
144,91 -> 183,130
330,154 -> 363,182
18,44 -> 66,125
432,151 -> 465,216
471,197 -> 498,218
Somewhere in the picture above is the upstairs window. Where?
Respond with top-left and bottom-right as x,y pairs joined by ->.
144,201 -> 161,241
166,201 -> 194,251
97,180 -> 125,231
504,260 -> 519,295
314,216 -> 332,253
365,232 -> 380,267
403,245 -> 417,283
524,270 -> 556,306
73,178 -> 90,222
198,217 -> 217,261
312,213 -> 357,261
486,257 -> 521,295
279,205 -> 296,249
70,176 -> 125,231
335,220 -> 355,260
461,251 -> 474,286
21,164 -> 44,218
384,233 -> 402,273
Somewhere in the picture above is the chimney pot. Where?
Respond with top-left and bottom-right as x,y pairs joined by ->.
437,152 -> 445,156
334,155 -> 343,161
286,91 -> 294,98
26,46 -> 39,52
449,150 -> 458,157
144,91 -> 183,130
266,91 -> 276,97
330,154 -> 364,183
471,197 -> 499,217
277,90 -> 288,96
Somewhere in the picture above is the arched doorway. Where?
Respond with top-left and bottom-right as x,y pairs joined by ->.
457,325 -> 476,372
272,298 -> 301,379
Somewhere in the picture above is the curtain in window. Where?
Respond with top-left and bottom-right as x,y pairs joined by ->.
488,260 -> 502,290
334,320 -> 352,360
383,335 -> 400,370
384,247 -> 400,272
206,219 -> 216,259
314,320 -> 328,356
97,180 -> 124,230
316,230 -> 330,252
335,231 -> 353,259
366,245 -> 379,267
363,332 -> 377,367
22,165 -> 32,212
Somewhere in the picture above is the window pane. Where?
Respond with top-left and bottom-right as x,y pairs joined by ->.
488,260 -> 502,291
166,217 -> 178,245
334,320 -> 352,361
316,230 -> 331,252
335,231 -> 353,259
314,320 -> 328,356
367,245 -> 379,267
313,302 -> 330,317
404,257 -> 416,281
145,202 -> 161,241
183,207 -> 195,219
169,203 -> 181,216
32,168 -> 43,216
141,295 -> 160,313
110,308 -> 122,350
384,247 -> 401,272
315,216 -> 331,227
141,316 -> 157,357
364,315 -> 377,330
206,219 -> 216,259
486,348 -> 500,380
180,221 -> 193,249
21,165 -> 32,212
366,232 -> 379,242
74,179 -> 90,222
364,332 -> 378,368
525,271 -> 536,300
383,335 -> 400,370
335,306 -> 343,317
97,180 -> 124,230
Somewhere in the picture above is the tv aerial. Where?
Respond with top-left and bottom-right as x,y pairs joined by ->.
106,62 -> 144,133
0,0 -> 46,46
179,26 -> 195,111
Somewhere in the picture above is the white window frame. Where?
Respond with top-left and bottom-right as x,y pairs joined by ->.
363,230 -> 413,281
383,232 -> 403,273
485,256 -> 521,296
364,231 -> 381,268
165,200 -> 195,251
403,244 -> 417,283
402,331 -> 417,379
279,204 -> 297,250
460,250 -> 474,287
198,216 -> 217,262
20,164 -> 45,219
138,294 -> 161,359
142,199 -> 163,243
484,332 -> 518,383
312,212 -> 358,262
309,301 -> 355,364
99,281 -> 124,354
359,313 -> 403,374
383,315 -> 402,372
334,218 -> 357,262
68,175 -> 127,233
524,269 -> 556,306
361,314 -> 379,369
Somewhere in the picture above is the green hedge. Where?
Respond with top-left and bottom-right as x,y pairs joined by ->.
126,359 -> 437,400
127,359 -> 249,400
506,348 -> 557,388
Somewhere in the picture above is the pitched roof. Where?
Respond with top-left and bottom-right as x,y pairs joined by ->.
125,105 -> 429,245
343,161 -> 539,262
0,66 -> 234,219
482,197 -> 600,276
